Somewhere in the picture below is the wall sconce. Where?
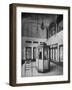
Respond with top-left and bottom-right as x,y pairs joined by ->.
41,21 -> 44,30
41,16 -> 45,30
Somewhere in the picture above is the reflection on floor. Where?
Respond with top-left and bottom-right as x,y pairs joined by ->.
21,61 -> 63,77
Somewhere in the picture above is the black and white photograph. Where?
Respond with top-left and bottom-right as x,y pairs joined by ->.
21,13 -> 63,77
9,4 -> 70,86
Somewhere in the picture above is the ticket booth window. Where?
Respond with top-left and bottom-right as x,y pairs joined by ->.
39,52 -> 42,59
44,48 -> 48,60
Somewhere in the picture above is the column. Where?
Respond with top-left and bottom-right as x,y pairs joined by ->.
23,47 -> 26,60
31,41 -> 33,60
56,15 -> 58,34
57,45 -> 59,62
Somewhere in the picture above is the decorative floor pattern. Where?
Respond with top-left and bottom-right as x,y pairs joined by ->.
21,61 -> 63,77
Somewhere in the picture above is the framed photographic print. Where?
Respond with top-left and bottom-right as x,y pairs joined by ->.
9,3 -> 70,86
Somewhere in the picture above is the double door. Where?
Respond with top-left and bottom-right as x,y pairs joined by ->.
59,45 -> 63,62
25,47 -> 36,60
26,47 -> 31,60
50,47 -> 58,61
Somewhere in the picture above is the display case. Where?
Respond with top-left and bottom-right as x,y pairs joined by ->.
36,43 -> 50,72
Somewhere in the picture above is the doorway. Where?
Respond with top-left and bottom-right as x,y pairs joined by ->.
33,47 -> 36,61
26,47 -> 32,60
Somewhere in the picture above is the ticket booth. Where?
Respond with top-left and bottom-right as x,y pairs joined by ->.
36,43 -> 50,72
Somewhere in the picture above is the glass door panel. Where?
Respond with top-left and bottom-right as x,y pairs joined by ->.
26,47 -> 31,60
59,45 -> 63,62
44,48 -> 48,60
33,47 -> 36,60
54,48 -> 57,61
53,49 -> 55,61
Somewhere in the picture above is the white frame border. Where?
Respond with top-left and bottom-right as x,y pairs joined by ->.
16,6 -> 68,84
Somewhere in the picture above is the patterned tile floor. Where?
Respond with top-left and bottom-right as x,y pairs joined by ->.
21,61 -> 63,77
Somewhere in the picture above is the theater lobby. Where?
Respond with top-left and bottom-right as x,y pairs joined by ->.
21,13 -> 63,77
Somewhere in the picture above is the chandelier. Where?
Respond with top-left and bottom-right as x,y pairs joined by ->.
36,15 -> 45,31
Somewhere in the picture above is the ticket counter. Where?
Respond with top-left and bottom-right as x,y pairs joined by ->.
36,43 -> 50,72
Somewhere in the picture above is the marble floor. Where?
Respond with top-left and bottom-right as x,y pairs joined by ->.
21,61 -> 63,77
